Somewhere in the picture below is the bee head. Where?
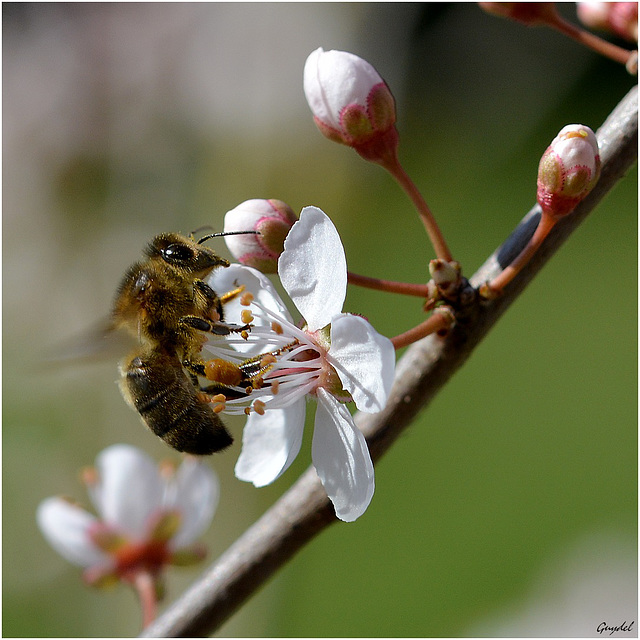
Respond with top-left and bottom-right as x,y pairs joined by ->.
146,233 -> 229,277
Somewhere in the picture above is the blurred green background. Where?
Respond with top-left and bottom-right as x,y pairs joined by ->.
3,3 -> 636,637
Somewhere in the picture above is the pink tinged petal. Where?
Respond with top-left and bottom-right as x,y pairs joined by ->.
278,207 -> 347,331
167,458 -> 219,549
234,400 -> 306,487
312,389 -> 375,522
93,444 -> 163,538
329,314 -> 396,413
37,497 -> 110,568
223,200 -> 296,272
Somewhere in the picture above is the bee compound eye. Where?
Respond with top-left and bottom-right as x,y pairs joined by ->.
162,243 -> 194,264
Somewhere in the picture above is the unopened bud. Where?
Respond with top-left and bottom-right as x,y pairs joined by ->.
223,199 -> 297,273
429,259 -> 462,298
536,124 -> 601,219
577,2 -> 638,41
303,47 -> 399,165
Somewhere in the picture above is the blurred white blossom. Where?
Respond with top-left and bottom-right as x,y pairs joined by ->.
37,444 -> 218,588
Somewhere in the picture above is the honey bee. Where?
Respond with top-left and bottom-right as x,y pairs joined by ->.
113,231 -> 261,455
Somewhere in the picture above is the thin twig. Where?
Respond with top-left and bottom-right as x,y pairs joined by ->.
347,270 -> 430,297
141,84 -> 637,638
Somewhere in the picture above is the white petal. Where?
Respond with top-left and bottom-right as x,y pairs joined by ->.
312,389 -> 375,522
167,458 -> 219,549
37,497 -> 109,568
555,124 -> 599,156
93,444 -> 163,538
234,400 -> 306,487
303,48 -> 383,129
303,48 -> 332,125
554,136 -> 598,172
329,314 -> 396,413
278,207 -> 347,331
208,263 -> 294,355
210,264 -> 292,323
223,202 -> 267,262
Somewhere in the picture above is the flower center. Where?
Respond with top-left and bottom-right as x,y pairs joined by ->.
202,297 -> 348,414
114,539 -> 171,580
303,325 -> 348,400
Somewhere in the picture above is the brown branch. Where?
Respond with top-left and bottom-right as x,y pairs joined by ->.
140,84 -> 637,638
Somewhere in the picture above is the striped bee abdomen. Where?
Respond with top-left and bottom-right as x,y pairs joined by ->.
120,347 -> 233,455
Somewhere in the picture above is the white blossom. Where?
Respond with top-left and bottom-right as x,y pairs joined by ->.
37,444 -> 218,585
207,206 -> 396,521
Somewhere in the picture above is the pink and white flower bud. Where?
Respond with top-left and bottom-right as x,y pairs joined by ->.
223,199 -> 297,273
536,124 -> 601,218
577,2 -> 638,41
577,2 -> 613,31
303,47 -> 398,165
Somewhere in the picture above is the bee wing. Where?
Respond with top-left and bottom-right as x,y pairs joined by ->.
42,318 -> 139,370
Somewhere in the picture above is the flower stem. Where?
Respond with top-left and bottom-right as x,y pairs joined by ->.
390,311 -> 453,350
132,571 -> 158,629
382,157 -> 454,262
485,213 -> 557,294
347,271 -> 430,297
549,13 -> 636,68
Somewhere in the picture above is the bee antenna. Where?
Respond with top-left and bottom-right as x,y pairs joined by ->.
197,230 -> 260,245
190,224 -> 214,237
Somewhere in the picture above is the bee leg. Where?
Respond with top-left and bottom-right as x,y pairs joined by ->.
183,359 -> 252,401
179,315 -> 251,336
193,342 -> 299,390
184,356 -> 255,389
199,382 -> 250,400
184,358 -> 207,378
194,280 -> 224,320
